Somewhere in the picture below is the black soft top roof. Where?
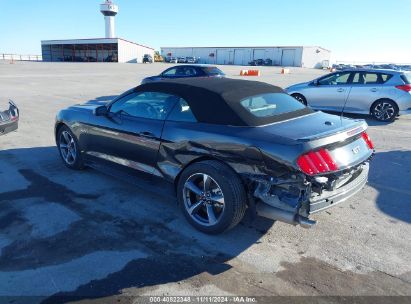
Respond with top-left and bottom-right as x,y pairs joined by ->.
137,78 -> 312,126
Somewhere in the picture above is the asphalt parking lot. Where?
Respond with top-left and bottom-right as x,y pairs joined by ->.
0,61 -> 410,303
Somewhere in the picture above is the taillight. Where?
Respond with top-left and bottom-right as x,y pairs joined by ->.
395,84 -> 411,92
297,148 -> 339,176
362,132 -> 374,150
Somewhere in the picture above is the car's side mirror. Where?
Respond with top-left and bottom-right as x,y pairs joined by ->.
93,105 -> 109,116
312,80 -> 319,86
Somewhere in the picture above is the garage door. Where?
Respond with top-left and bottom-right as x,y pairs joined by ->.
234,49 -> 246,65
253,49 -> 265,60
281,49 -> 296,66
216,49 -> 230,65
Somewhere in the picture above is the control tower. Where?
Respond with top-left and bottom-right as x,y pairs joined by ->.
100,0 -> 119,38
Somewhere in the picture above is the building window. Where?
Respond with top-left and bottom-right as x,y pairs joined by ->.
44,43 -> 118,62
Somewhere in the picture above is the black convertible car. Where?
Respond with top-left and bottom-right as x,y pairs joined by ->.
0,100 -> 19,136
55,78 -> 374,234
141,65 -> 225,84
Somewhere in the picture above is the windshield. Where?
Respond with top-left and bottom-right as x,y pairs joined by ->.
240,93 -> 306,118
202,67 -> 225,76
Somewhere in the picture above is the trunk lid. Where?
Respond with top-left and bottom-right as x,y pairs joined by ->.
260,111 -> 364,142
261,111 -> 373,172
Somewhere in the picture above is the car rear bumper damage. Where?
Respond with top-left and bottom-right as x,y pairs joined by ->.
0,100 -> 19,136
0,120 -> 19,135
252,162 -> 370,228
309,163 -> 369,214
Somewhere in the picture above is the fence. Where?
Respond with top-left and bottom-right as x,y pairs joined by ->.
0,54 -> 42,62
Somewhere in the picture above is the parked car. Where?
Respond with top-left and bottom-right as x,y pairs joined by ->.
286,69 -> 411,122
0,100 -> 19,135
169,57 -> 178,64
104,55 -> 117,62
186,57 -> 197,64
249,59 -> 264,66
141,65 -> 225,84
85,56 -> 97,62
177,57 -> 187,63
55,78 -> 374,234
143,54 -> 153,64
264,58 -> 273,66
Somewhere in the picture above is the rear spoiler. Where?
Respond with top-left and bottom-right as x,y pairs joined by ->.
299,120 -> 368,149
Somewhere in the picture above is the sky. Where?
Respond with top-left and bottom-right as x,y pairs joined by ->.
1,0 -> 411,63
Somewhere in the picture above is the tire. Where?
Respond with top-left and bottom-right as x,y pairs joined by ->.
291,93 -> 307,106
57,125 -> 84,170
177,160 -> 247,234
371,99 -> 398,122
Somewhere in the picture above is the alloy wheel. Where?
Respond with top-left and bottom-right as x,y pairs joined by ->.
183,173 -> 225,227
59,131 -> 77,165
373,102 -> 395,121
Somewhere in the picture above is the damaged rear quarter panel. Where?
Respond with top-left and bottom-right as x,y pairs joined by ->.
158,121 -> 264,182
158,121 -> 303,183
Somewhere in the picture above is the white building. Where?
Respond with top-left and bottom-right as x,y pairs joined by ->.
41,38 -> 154,63
161,46 -> 331,68
41,1 -> 155,63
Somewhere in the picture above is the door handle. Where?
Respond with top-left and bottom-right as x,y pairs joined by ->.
370,88 -> 378,92
139,131 -> 156,139
337,88 -> 345,92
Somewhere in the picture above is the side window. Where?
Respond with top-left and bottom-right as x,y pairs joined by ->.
363,73 -> 379,84
182,67 -> 198,76
352,72 -> 393,85
352,72 -> 365,84
110,92 -> 180,120
167,99 -> 197,122
318,72 -> 350,85
163,68 -> 177,76
352,72 -> 360,84
380,73 -> 393,83
175,67 -> 184,76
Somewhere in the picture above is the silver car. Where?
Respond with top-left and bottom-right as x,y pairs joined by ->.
285,69 -> 411,121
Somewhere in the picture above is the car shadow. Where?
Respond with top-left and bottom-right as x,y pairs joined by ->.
339,113 -> 397,127
318,110 -> 397,127
83,95 -> 117,105
0,146 -> 272,302
368,150 -> 411,224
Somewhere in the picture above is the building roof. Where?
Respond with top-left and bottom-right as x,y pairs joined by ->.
160,46 -> 331,52
41,38 -> 154,50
